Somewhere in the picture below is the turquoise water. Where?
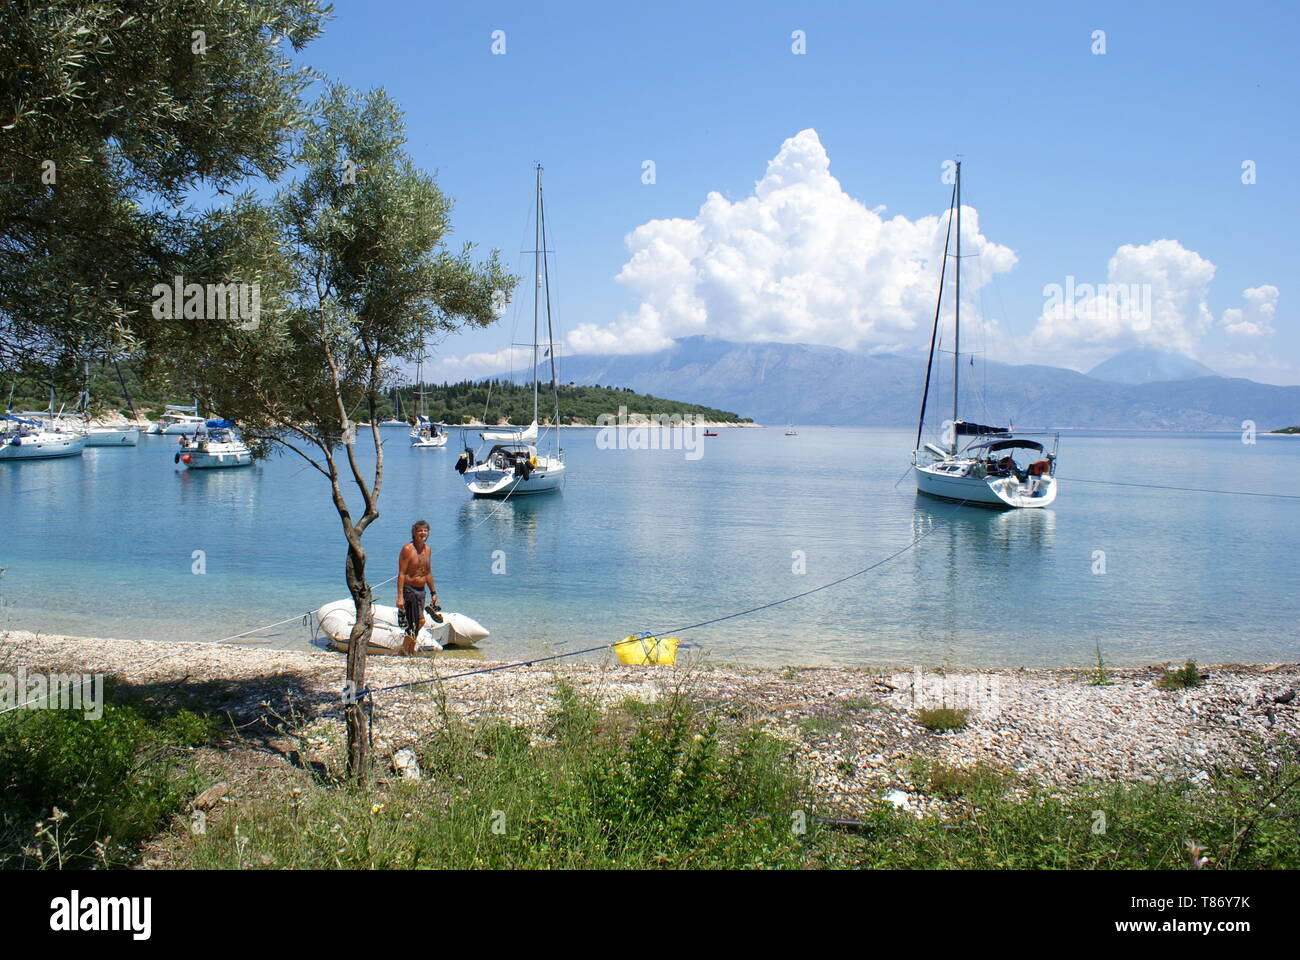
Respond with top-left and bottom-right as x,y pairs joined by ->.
1,427 -> 1296,667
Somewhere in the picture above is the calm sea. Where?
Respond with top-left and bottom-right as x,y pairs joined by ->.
1,426 -> 1296,668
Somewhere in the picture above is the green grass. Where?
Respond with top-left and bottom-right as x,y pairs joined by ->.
829,745 -> 1300,870
0,681 -> 216,868
1157,661 -> 1205,690
188,683 -> 817,869
1085,643 -> 1114,686
914,707 -> 970,732
912,759 -> 1012,800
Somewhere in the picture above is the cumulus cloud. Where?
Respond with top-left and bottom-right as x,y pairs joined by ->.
1221,284 -> 1278,338
1029,239 -> 1217,361
565,129 -> 1016,355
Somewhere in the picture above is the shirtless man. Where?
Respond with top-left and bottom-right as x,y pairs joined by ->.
397,520 -> 437,655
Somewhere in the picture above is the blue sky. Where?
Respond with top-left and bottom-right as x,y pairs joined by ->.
283,1 -> 1298,384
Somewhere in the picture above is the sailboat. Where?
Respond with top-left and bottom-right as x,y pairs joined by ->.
380,387 -> 405,427
912,161 -> 1059,509
785,420 -> 798,436
75,363 -> 139,446
409,360 -> 447,448
461,164 -> 566,498
0,413 -> 86,460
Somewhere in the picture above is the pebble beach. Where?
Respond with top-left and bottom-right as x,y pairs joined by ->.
4,630 -> 1295,819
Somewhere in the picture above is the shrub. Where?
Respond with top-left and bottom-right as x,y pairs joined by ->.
1157,662 -> 1204,690
915,707 -> 969,732
0,688 -> 213,868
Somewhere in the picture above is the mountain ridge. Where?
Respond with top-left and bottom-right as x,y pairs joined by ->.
465,336 -> 1300,431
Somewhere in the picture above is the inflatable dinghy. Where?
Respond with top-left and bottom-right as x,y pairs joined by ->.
313,599 -> 489,656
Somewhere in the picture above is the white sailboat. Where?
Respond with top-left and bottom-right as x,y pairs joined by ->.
785,420 -> 798,436
460,164 -> 566,498
380,388 -> 405,427
175,419 -> 252,469
73,369 -> 139,446
0,413 -> 86,460
912,161 -> 1059,509
409,360 -> 448,448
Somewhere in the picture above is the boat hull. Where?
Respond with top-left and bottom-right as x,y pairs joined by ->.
915,463 -> 1057,508
0,434 -> 86,460
181,444 -> 253,469
86,427 -> 139,446
466,461 -> 565,497
411,433 -> 448,448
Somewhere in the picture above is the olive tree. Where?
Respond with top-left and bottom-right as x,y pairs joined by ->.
165,84 -> 512,776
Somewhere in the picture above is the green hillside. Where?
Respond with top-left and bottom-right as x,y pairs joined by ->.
4,368 -> 751,425
402,380 -> 751,425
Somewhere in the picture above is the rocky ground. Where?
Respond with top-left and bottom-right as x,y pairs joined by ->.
3,630 -> 1296,820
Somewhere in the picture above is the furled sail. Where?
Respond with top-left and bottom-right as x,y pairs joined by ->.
480,420 -> 538,443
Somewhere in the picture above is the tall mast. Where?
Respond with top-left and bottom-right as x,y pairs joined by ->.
532,164 -> 542,428
538,168 -> 560,455
951,160 -> 961,453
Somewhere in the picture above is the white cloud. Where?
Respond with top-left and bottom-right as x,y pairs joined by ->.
565,129 -> 1016,355
1029,239 -> 1217,364
427,346 -> 533,380
1222,284 -> 1278,338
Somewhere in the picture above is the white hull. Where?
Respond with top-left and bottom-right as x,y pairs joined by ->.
0,432 -> 86,460
181,442 -> 252,469
915,462 -> 1057,508
313,599 -> 488,653
150,422 -> 205,435
411,432 -> 448,448
85,426 -> 139,446
466,458 -> 565,497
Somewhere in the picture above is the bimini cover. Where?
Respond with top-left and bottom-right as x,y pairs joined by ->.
481,420 -> 538,443
1,414 -> 39,425
205,419 -> 236,429
970,438 -> 1045,454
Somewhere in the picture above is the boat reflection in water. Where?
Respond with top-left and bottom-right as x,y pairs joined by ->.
907,494 -> 1058,664
456,492 -> 552,542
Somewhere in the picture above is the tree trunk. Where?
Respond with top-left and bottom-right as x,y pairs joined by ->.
344,537 -> 372,780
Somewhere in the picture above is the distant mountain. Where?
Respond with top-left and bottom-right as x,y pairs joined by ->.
472,336 -> 1300,431
1087,347 -> 1218,384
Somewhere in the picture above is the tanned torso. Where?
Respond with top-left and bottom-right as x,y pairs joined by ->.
398,542 -> 433,591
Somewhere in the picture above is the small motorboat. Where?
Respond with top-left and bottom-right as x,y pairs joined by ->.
85,424 -> 140,446
149,404 -> 207,435
313,599 -> 489,654
175,419 -> 252,469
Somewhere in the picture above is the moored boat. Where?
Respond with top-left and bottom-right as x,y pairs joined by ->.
911,161 -> 1059,509
0,414 -> 86,460
149,404 -> 206,435
175,419 -> 252,469
461,164 -> 566,498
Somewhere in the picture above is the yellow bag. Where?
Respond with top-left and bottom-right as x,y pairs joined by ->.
614,634 -> 680,665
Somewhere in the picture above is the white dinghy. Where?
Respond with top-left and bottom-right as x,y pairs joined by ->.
313,599 -> 489,655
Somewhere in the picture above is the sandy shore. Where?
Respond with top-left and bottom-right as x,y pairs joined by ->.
4,630 -> 1295,817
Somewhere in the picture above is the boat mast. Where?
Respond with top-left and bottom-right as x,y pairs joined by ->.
914,178 -> 956,454
538,166 -> 560,455
532,164 -> 542,430
951,160 -> 961,454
